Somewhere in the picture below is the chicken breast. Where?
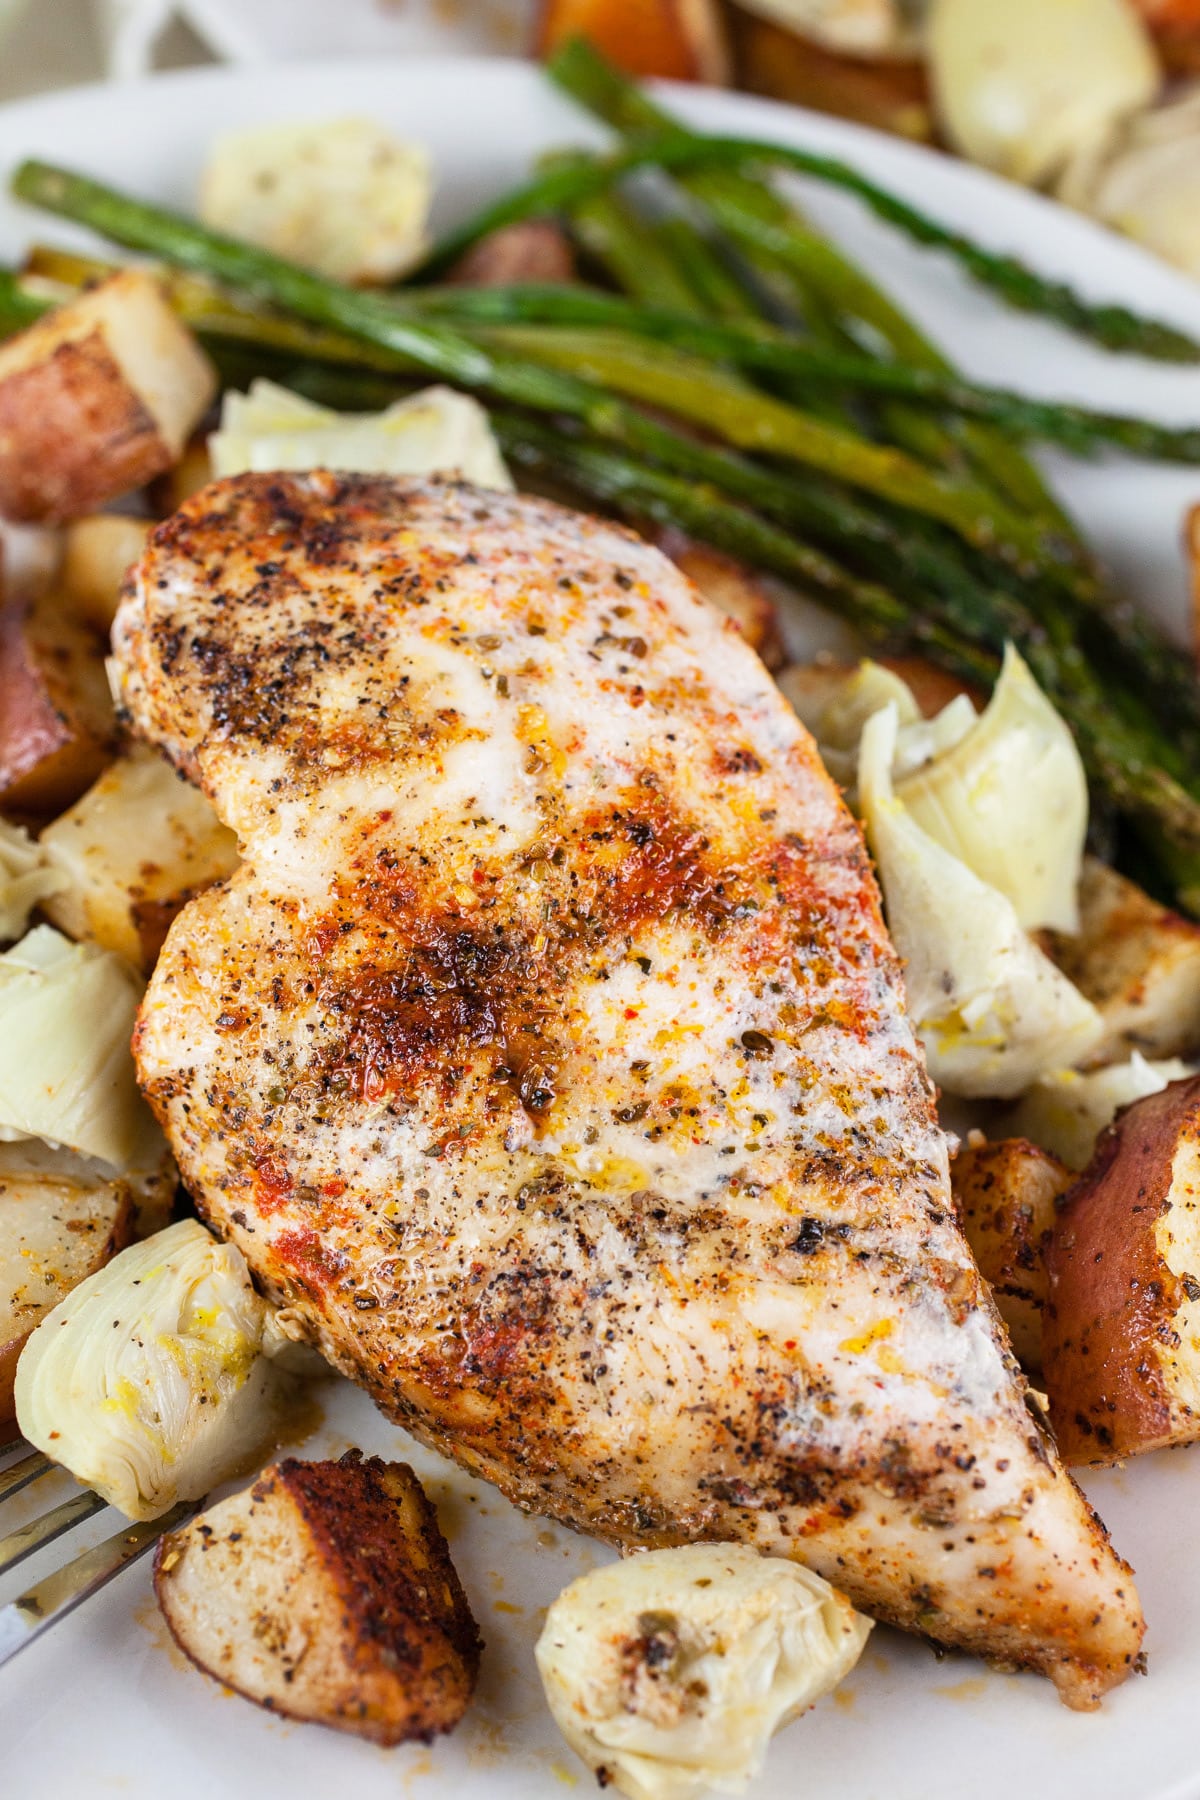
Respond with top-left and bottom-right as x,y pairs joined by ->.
114,472 -> 1144,1709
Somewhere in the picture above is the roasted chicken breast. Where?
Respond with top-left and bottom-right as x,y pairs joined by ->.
114,472 -> 1144,1708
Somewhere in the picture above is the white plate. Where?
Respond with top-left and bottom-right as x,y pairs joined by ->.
3,57 -> 1200,1800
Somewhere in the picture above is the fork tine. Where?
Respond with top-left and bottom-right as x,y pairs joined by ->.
0,1501 -> 197,1667
0,1451 -> 53,1503
0,1488 -> 107,1577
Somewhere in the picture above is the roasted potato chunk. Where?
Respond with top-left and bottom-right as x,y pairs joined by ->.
0,1143 -> 132,1420
40,746 -> 239,972
1044,856 -> 1200,1063
534,0 -> 731,81
951,1138 -> 1072,1371
155,1452 -> 482,1744
60,515 -> 153,636
446,220 -> 577,288
0,272 -> 215,523
1044,1074 -> 1200,1464
0,591 -> 117,813
731,14 -> 933,139
657,532 -> 784,668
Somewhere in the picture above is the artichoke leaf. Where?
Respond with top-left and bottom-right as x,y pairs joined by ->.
784,657 -> 974,791
0,818 -> 64,943
895,645 -> 1087,933
0,924 -> 165,1171
536,1543 -> 870,1800
15,1219 -> 299,1520
859,705 -> 1103,1098
928,0 -> 1160,187
211,378 -> 513,490
1006,1052 -> 1196,1170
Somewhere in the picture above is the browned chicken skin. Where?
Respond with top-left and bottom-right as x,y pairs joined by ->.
113,472 -> 1144,1709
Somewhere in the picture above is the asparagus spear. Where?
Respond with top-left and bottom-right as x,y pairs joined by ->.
480,323 -> 1074,573
566,186 -> 699,312
493,411 -> 996,678
444,39 -> 1200,365
0,268 -> 47,333
504,47 -> 1200,737
423,284 -> 1200,465
649,216 -> 762,323
11,160 -> 1076,576
543,40 -> 1079,539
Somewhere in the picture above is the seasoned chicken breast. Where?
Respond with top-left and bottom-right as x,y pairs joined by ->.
114,473 -> 1144,1709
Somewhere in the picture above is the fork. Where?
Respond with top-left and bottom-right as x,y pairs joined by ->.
0,1435 -> 196,1665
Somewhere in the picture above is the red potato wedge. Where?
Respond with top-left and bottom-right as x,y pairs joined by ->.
446,220 -> 577,288
655,531 -> 784,668
0,591 -> 117,814
534,0 -> 731,82
1044,1075 -> 1200,1465
1044,857 -> 1200,1064
730,15 -> 933,140
0,271 -> 216,524
60,515 -> 153,637
0,1145 -> 133,1421
950,1138 -> 1072,1372
40,745 -> 240,973
155,1452 -> 482,1745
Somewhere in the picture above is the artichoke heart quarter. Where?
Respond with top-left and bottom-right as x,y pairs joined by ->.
859,705 -> 1102,1098
210,379 -> 513,490
0,924 -> 164,1170
15,1219 -> 295,1519
895,645 -> 1088,933
535,1544 -> 870,1800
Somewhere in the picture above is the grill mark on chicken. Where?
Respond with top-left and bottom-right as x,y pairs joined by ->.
116,471 -> 1143,1709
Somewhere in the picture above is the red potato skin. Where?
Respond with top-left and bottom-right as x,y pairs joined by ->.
0,332 -> 169,524
1043,1075 -> 1200,1465
0,598 -> 116,813
730,14 -> 933,141
446,221 -> 577,288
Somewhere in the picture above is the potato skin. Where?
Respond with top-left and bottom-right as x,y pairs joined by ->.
0,595 -> 116,814
0,272 -> 215,525
447,220 -> 576,288
731,13 -> 932,140
0,333 -> 164,524
951,1138 -> 1071,1372
155,1452 -> 482,1745
1044,1075 -> 1200,1464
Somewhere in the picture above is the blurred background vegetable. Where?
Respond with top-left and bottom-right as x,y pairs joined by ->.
10,2 -> 1200,283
